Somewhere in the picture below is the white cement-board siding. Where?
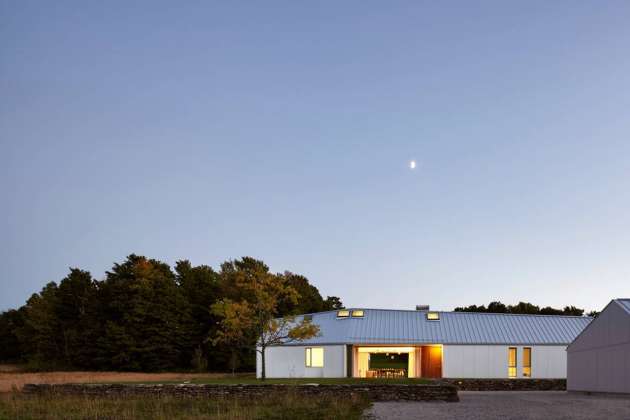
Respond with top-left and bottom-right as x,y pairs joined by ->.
256,345 -> 346,378
567,300 -> 630,394
443,345 -> 567,379
568,343 -> 630,393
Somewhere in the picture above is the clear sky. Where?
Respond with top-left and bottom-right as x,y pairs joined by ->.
2,1 -> 630,312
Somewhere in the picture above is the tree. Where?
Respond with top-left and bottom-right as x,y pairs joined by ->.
3,254 -> 339,372
539,306 -> 564,315
487,301 -> 508,313
454,304 -> 487,313
211,257 -> 320,380
97,255 -> 193,371
562,306 -> 584,316
16,282 -> 62,368
175,260 -> 220,370
55,269 -> 99,368
0,308 -> 25,362
508,302 -> 540,315
276,272 -> 338,315
323,296 -> 344,310
454,301 -> 587,316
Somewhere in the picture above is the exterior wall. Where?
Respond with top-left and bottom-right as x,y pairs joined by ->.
256,345 -> 346,378
443,345 -> 567,379
567,303 -> 630,393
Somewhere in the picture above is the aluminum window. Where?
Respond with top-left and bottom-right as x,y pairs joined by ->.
508,347 -> 517,378
523,347 -> 531,377
426,312 -> 440,321
337,310 -> 350,318
305,347 -> 324,367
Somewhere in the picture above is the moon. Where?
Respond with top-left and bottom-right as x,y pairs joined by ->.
409,160 -> 417,170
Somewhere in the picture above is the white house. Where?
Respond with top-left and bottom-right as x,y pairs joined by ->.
257,307 -> 591,379
567,299 -> 630,394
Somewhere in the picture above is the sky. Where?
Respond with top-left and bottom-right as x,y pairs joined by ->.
2,1 -> 630,313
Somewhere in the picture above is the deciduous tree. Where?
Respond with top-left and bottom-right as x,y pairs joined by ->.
211,257 -> 319,380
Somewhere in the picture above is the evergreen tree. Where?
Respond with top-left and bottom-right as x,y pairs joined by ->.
97,255 -> 193,371
175,260 -> 220,370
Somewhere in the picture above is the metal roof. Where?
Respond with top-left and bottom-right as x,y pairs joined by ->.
614,299 -> 630,315
292,309 -> 592,346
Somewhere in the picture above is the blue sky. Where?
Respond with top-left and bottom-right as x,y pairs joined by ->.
2,1 -> 630,312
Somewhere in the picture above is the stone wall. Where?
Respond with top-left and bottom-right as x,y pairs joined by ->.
22,383 -> 459,402
441,378 -> 566,391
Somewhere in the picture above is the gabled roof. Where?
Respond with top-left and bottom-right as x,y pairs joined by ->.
615,298 -> 630,315
291,308 -> 592,346
566,299 -> 630,351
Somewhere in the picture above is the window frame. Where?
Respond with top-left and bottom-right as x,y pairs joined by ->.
426,312 -> 440,321
351,309 -> 364,318
336,309 -> 350,318
508,347 -> 517,378
305,347 -> 324,368
523,347 -> 531,377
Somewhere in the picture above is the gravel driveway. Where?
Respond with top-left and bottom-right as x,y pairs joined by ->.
365,391 -> 630,420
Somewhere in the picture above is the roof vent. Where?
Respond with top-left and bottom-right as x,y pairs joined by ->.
415,305 -> 430,311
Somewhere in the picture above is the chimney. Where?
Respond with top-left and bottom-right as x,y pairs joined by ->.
415,305 -> 430,311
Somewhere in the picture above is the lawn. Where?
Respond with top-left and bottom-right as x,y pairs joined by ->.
134,377 -> 432,385
0,392 -> 370,420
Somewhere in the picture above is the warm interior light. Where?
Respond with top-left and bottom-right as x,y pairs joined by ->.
426,312 -> 440,320
357,346 -> 417,353
337,310 -> 350,318
305,347 -> 324,367
310,348 -> 324,367
508,347 -> 517,378
351,309 -> 364,317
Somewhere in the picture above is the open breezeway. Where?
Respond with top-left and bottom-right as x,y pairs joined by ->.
366,391 -> 630,420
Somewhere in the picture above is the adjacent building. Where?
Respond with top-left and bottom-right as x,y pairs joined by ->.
256,307 -> 591,379
567,298 -> 630,394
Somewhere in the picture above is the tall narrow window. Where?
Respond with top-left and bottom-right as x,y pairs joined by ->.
523,347 -> 531,377
305,347 -> 324,367
508,347 -> 517,378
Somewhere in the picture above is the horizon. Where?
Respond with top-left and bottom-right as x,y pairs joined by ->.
3,2 -> 630,313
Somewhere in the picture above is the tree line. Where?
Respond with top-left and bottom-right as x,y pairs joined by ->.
1,256 -> 597,373
454,301 -> 598,317
0,255 -> 342,372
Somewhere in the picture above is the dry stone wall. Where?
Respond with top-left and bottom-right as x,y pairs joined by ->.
22,383 -> 459,402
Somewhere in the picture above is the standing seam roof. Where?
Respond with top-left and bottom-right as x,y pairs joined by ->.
293,309 -> 592,346
615,299 -> 630,315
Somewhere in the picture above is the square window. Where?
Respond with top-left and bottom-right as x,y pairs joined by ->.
305,347 -> 324,367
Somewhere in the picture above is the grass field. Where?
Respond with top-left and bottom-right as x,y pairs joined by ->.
0,366 -> 431,392
0,367 -> 250,392
0,392 -> 370,420
0,367 -> 424,419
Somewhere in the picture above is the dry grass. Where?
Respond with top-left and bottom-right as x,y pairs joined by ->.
0,392 -> 369,420
0,365 -> 23,374
0,370 -> 253,393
